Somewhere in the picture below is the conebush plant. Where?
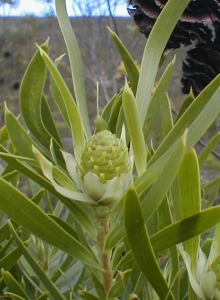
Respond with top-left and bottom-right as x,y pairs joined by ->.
1,0 -> 220,299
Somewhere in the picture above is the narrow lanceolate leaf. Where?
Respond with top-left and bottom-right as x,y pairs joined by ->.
122,82 -> 146,176
0,125 -> 8,145
136,0 -> 190,127
143,56 -> 175,140
142,131 -> 186,222
20,40 -> 53,149
149,75 -> 220,165
186,85 -> 220,149
0,146 -> 97,238
198,133 -> 220,167
0,247 -> 22,271
109,27 -> 139,95
208,223 -> 220,265
55,0 -> 91,138
151,205 -> 220,253
8,222 -> 65,300
178,149 -> 200,277
0,177 -> 99,269
41,95 -> 62,146
37,45 -> 85,162
124,186 -> 174,300
1,269 -> 29,300
5,105 -> 40,160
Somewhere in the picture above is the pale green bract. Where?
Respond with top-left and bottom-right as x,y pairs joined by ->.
34,130 -> 133,206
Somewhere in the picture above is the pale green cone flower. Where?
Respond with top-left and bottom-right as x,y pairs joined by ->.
65,130 -> 133,205
34,130 -> 133,205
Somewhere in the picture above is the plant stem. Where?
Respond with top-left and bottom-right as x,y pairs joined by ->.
97,215 -> 112,295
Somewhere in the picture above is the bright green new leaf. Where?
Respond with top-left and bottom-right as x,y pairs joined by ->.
122,82 -> 146,175
178,149 -> 201,277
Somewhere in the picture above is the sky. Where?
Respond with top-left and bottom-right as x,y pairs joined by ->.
0,0 -> 128,17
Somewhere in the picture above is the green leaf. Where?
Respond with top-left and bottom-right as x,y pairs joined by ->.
143,56 -> 175,140
0,177 -> 99,269
55,0 -> 91,138
101,91 -> 119,124
41,95 -> 63,146
124,185 -> 174,300
36,292 -> 49,300
109,27 -> 139,95
91,272 -> 106,300
178,149 -> 201,278
1,269 -> 29,300
3,293 -> 27,300
136,0 -> 190,127
151,205 -> 220,253
0,247 -> 22,271
107,270 -> 131,298
19,40 -> 53,149
107,90 -> 123,135
105,135 -> 186,251
0,223 -> 11,244
161,93 -> 173,138
0,125 -> 8,145
0,146 -> 97,238
8,221 -> 65,300
78,290 -> 100,300
198,133 -> 220,167
122,82 -> 146,175
149,75 -> 220,165
208,223 -> 220,265
50,75 -> 70,128
141,131 -> 186,222
5,106 -> 43,160
37,45 -> 85,162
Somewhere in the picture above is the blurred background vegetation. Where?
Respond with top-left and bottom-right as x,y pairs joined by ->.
0,0 -> 186,131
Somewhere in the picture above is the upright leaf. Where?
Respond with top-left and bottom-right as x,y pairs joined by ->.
124,186 -> 174,300
136,0 -> 190,127
55,0 -> 91,138
122,82 -> 146,175
20,40 -> 52,149
178,149 -> 201,299
37,45 -> 85,162
109,28 -> 139,95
